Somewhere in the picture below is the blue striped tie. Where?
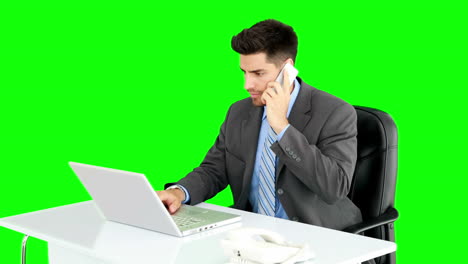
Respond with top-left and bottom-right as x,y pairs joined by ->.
257,126 -> 277,216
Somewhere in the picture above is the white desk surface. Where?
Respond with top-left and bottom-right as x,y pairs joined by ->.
0,201 -> 396,264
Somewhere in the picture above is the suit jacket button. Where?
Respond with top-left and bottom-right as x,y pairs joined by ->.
277,188 -> 284,195
292,154 -> 297,159
296,157 -> 301,162
285,147 -> 291,152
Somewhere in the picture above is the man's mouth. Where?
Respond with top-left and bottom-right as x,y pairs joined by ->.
249,92 -> 261,98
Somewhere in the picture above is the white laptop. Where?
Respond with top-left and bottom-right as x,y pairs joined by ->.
69,162 -> 241,237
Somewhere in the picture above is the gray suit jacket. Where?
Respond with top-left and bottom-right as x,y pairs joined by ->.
176,77 -> 362,230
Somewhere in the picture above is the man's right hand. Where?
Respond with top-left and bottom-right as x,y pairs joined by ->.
157,188 -> 185,214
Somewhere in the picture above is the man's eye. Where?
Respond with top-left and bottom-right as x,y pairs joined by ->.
256,72 -> 264,76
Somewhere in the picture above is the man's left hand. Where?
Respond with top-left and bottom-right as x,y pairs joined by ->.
261,69 -> 294,134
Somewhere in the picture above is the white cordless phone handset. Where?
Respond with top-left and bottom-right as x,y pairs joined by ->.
221,227 -> 315,264
275,63 -> 298,87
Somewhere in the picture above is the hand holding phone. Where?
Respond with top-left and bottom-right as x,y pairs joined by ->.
275,63 -> 299,89
261,63 -> 299,134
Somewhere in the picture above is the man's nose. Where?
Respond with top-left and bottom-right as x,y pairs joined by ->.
244,76 -> 255,90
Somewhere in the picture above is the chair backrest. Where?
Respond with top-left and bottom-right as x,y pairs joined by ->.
348,106 -> 398,264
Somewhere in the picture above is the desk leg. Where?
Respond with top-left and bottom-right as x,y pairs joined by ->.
22,235 -> 29,264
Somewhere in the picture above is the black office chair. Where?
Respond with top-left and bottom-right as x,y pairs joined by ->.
343,106 -> 399,264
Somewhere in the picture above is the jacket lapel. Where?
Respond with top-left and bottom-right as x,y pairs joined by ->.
238,105 -> 263,207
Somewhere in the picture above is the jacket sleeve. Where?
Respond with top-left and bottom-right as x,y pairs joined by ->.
271,103 -> 357,204
175,107 -> 232,205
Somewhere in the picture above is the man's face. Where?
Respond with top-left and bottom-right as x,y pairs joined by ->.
240,52 -> 282,106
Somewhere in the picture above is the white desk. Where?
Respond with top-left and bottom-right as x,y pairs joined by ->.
0,201 -> 396,264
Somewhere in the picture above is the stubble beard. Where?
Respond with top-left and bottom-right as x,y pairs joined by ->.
251,97 -> 265,107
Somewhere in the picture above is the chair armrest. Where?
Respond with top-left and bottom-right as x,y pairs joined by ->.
342,207 -> 399,234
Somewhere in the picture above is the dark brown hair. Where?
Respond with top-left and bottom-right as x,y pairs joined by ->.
231,19 -> 298,66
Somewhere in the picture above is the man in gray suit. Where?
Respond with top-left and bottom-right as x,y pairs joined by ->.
158,19 -> 362,230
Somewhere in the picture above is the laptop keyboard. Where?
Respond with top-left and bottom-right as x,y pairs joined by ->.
172,215 -> 203,227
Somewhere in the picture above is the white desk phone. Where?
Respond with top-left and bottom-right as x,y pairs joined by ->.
221,227 -> 315,264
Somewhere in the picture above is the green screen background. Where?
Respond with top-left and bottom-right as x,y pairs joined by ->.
1,1 -> 466,263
